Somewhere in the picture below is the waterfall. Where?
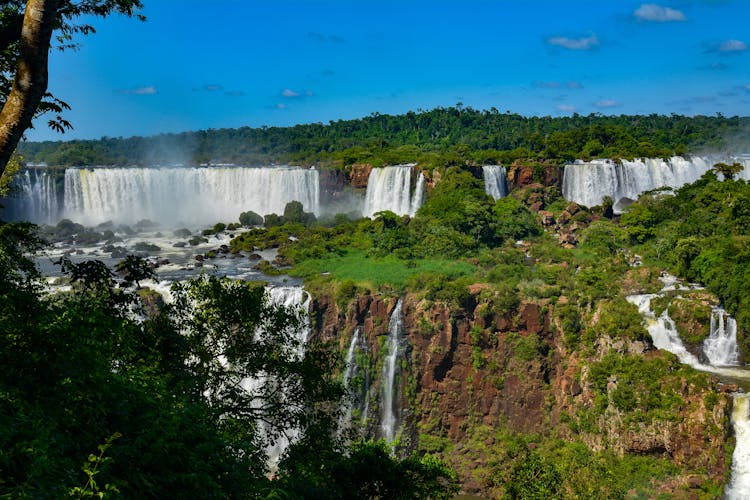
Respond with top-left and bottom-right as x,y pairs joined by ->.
2,169 -> 60,224
704,308 -> 740,366
340,327 -> 369,433
241,285 -> 311,468
410,171 -> 426,217
627,277 -> 750,496
482,165 -> 508,200
6,166 -> 319,226
380,299 -> 404,443
363,165 -> 424,218
562,156 -> 712,210
626,293 -> 703,369
727,393 -> 750,499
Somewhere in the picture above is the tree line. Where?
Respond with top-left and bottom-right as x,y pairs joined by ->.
17,107 -> 750,167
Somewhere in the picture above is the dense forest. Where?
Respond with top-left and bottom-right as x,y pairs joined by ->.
17,107 -> 750,167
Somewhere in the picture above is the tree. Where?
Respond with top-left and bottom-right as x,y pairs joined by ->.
0,0 -> 144,179
712,161 -> 744,180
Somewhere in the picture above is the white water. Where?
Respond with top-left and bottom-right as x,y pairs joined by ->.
3,169 -> 60,224
363,165 -> 424,218
626,277 -> 750,498
562,156 -> 712,210
704,308 -> 739,367
482,165 -> 508,200
727,394 -> 750,500
4,166 -> 320,226
340,327 -> 366,432
241,285 -> 311,468
380,299 -> 404,443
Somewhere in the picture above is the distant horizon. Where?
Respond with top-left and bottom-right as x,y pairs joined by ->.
24,1 -> 750,142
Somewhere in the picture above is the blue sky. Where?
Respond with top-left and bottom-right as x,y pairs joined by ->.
27,0 -> 750,141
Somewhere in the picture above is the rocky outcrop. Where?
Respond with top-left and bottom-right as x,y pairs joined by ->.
506,160 -> 562,191
318,168 -> 348,205
349,163 -> 372,189
308,290 -> 732,496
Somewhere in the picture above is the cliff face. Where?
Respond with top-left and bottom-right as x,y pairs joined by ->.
310,290 -> 732,496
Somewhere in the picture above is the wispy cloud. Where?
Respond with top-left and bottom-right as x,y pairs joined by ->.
633,4 -> 686,22
307,32 -> 346,44
281,88 -> 314,98
547,34 -> 599,50
556,104 -> 577,112
225,90 -> 246,97
595,99 -> 619,108
718,39 -> 748,52
120,85 -> 157,95
533,81 -> 583,89
276,103 -> 287,110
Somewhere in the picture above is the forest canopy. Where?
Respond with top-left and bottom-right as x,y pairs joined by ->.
16,107 -> 750,167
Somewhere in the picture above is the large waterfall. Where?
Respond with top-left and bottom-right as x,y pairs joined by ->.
380,299 -> 404,443
482,165 -> 507,200
562,156 -> 712,209
626,277 -> 750,498
363,165 -> 424,218
2,169 -> 61,224
3,166 -> 320,227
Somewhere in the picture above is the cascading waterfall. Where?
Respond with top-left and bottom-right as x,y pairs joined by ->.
704,308 -> 739,366
380,299 -> 404,443
627,276 -> 750,498
482,165 -> 508,200
2,169 -> 60,224
727,394 -> 750,500
562,156 -> 712,210
363,165 -> 424,218
241,285 -> 311,468
4,166 -> 320,226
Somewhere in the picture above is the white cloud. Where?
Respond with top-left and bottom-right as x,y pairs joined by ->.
719,39 -> 748,52
633,4 -> 686,22
281,88 -> 300,98
596,99 -> 619,108
276,103 -> 286,110
567,81 -> 583,89
547,34 -> 599,50
121,86 -> 157,95
556,104 -> 576,112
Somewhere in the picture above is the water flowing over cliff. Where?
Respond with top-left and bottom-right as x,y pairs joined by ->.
4,166 -> 320,226
705,308 -> 740,367
362,165 -> 424,218
482,165 -> 507,200
380,299 -> 404,443
3,169 -> 61,224
727,394 -> 750,500
562,157 -> 712,210
340,327 -> 370,432
626,277 -> 750,498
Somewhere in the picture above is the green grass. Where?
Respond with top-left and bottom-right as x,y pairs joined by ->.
288,249 -> 477,289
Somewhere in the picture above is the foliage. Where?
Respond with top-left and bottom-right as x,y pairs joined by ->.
16,108 -> 750,167
275,438 -> 459,499
0,223 -> 459,497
